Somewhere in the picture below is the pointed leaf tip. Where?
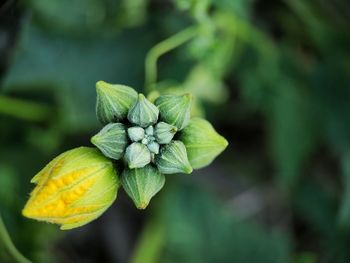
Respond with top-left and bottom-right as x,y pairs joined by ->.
155,94 -> 192,130
178,117 -> 228,169
155,140 -> 192,174
121,165 -> 165,209
127,93 -> 159,127
91,123 -> 128,160
96,81 -> 138,124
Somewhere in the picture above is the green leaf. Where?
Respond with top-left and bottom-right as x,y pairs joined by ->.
269,84 -> 319,190
2,21 -> 151,132
155,141 -> 192,174
121,165 -> 165,209
96,81 -> 138,124
152,183 -> 291,263
26,0 -> 117,34
91,123 -> 128,160
128,94 -> 159,128
293,177 -> 337,236
184,64 -> 228,104
155,94 -> 192,130
0,165 -> 18,208
178,117 -> 228,169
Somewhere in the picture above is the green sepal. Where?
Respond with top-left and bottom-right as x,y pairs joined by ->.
147,141 -> 160,154
96,81 -> 138,124
127,127 -> 145,142
91,123 -> 128,160
121,165 -> 165,209
155,140 -> 192,174
145,126 -> 154,135
178,117 -> 228,169
155,93 -> 192,130
124,142 -> 151,169
127,94 -> 159,128
154,122 -> 177,144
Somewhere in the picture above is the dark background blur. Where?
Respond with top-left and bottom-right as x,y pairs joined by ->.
1,0 -> 350,262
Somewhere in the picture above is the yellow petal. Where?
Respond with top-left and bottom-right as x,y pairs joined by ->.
22,147 -> 119,230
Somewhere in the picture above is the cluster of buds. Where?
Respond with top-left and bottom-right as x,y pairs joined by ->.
22,81 -> 228,230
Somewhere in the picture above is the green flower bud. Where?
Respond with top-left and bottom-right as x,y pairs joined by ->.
22,147 -> 119,230
124,142 -> 151,169
128,127 -> 145,142
96,81 -> 138,124
154,122 -> 177,144
145,126 -> 154,136
141,138 -> 149,144
178,117 -> 228,169
121,165 -> 165,209
155,94 -> 192,130
91,123 -> 128,160
127,94 -> 159,128
147,141 -> 160,154
155,140 -> 192,174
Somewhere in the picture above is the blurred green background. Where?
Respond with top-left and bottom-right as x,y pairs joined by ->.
1,0 -> 350,262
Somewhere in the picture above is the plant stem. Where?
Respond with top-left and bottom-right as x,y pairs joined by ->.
145,26 -> 198,93
0,95 -> 52,122
0,214 -> 32,263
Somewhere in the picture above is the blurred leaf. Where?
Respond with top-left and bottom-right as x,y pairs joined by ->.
120,0 -> 147,28
3,20 -> 152,132
285,0 -> 345,52
269,82 -> 320,190
184,64 -> 227,104
311,62 -> 350,153
133,181 -> 291,263
26,125 -> 63,154
213,0 -> 254,19
238,45 -> 320,190
293,177 -> 337,236
0,165 -> 18,209
25,0 -> 148,34
338,153 -> 350,229
26,0 -> 108,34
294,252 -> 317,263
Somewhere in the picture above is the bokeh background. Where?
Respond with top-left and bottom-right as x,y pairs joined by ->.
1,0 -> 350,262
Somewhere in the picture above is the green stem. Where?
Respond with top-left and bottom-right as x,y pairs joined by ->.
145,26 -> 198,93
0,214 -> 32,263
0,95 -> 52,122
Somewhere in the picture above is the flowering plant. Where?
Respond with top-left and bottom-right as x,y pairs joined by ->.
22,81 -> 228,230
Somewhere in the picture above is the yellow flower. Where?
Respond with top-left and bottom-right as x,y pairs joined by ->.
22,147 -> 119,230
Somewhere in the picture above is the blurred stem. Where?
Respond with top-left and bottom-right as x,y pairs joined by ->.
0,95 -> 51,122
145,26 -> 198,93
131,216 -> 165,263
0,215 -> 32,263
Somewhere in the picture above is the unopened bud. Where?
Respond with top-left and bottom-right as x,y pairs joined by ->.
22,147 -> 119,230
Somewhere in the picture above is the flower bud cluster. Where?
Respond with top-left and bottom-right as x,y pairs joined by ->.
22,80 -> 228,230
91,83 -> 193,174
